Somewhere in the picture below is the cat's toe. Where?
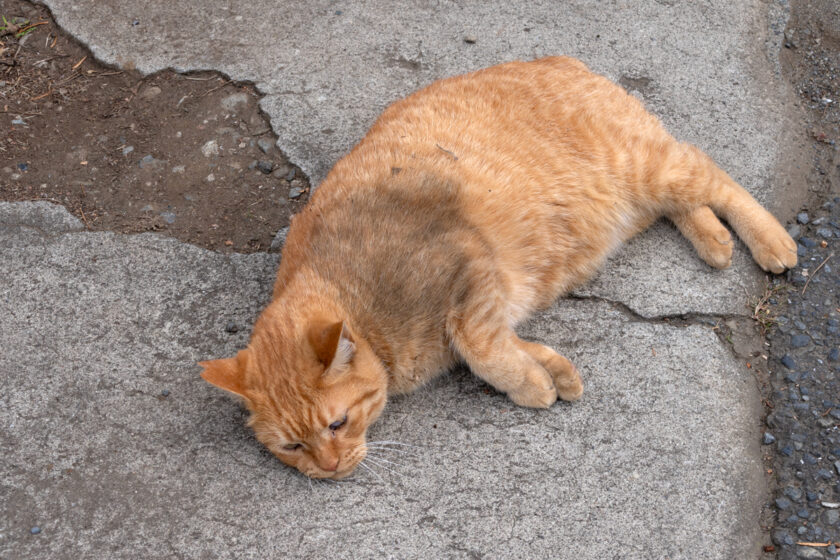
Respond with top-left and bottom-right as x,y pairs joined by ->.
754,227 -> 797,274
701,232 -> 733,269
508,367 -> 557,409
556,377 -> 584,401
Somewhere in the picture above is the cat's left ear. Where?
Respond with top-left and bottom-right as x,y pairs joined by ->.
199,349 -> 249,397
308,319 -> 355,375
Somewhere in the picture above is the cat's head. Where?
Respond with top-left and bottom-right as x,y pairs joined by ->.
199,312 -> 388,479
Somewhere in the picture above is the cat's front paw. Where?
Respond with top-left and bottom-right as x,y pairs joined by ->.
752,220 -> 798,274
507,366 -> 557,408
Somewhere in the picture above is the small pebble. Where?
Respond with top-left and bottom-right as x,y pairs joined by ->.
30,526 -> 40,535
763,432 -> 776,445
787,224 -> 802,239
797,211 -> 810,224
776,497 -> 792,510
225,322 -> 239,333
781,354 -> 796,369
829,348 -> 839,362
257,138 -> 274,154
801,237 -> 817,248
817,227 -> 834,238
122,145 -> 134,156
201,140 -> 220,158
160,212 -> 176,224
161,389 -> 170,397
773,529 -> 794,546
257,161 -> 274,174
17,162 -> 28,171
784,486 -> 803,501
289,186 -> 304,199
464,35 -> 477,44
791,334 -> 811,348
271,227 -> 289,252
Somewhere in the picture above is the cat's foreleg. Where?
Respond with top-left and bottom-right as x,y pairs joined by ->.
668,205 -> 733,269
676,146 -> 797,273
447,311 -> 558,408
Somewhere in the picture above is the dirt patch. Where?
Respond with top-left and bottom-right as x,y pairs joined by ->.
779,0 -> 840,207
0,0 -> 309,253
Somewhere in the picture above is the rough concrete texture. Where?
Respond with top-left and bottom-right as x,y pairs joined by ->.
39,0 -> 802,317
0,203 -> 763,559
3,0 -> 805,556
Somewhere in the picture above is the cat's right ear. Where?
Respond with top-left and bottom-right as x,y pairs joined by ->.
308,319 -> 355,375
199,350 -> 249,397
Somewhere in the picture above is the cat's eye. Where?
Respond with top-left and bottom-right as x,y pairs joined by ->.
283,443 -> 302,451
329,415 -> 347,431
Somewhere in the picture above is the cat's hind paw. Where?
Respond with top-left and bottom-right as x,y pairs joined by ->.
507,365 -> 557,409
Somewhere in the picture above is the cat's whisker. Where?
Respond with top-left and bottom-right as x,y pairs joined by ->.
358,461 -> 386,484
366,440 -> 420,448
364,454 -> 407,469
364,456 -> 406,478
365,445 -> 421,456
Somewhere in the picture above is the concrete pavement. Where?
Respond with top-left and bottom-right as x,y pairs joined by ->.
2,0 -> 806,557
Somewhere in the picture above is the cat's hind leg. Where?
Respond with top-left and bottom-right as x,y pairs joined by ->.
447,310 -> 558,408
669,205 -> 733,269
515,340 -> 583,401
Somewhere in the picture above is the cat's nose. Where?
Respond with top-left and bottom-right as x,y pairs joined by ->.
318,456 -> 339,472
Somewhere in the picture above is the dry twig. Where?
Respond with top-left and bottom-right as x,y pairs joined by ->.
802,252 -> 833,295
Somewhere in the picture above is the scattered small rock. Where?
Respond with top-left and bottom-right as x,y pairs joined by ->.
781,354 -> 796,369
829,348 -> 839,362
257,138 -> 275,154
206,173 -> 216,183
138,154 -> 166,169
140,86 -> 162,99
788,224 -> 802,239
161,389 -> 170,397
201,139 -> 220,158
289,186 -> 304,199
773,529 -> 794,546
791,334 -> 812,348
764,432 -> 777,445
159,211 -> 176,224
817,227 -> 834,238
796,546 -> 824,559
270,226 -> 289,252
122,145 -> 134,156
256,160 -> 274,174
220,92 -> 250,112
30,526 -> 40,535
171,165 -> 185,174
797,211 -> 810,224
225,321 -> 239,333
776,497 -> 793,510
464,35 -> 477,44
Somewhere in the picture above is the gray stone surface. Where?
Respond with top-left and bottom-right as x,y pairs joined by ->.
39,0 -> 801,316
3,0 -> 807,556
0,204 -> 762,558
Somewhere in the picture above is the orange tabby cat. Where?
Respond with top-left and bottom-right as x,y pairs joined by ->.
200,56 -> 797,479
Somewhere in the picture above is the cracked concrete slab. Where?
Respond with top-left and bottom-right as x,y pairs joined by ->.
0,203 -> 764,559
3,0 -> 805,556
39,0 -> 803,317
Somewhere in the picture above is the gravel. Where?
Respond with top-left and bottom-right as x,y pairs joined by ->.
767,197 -> 840,558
